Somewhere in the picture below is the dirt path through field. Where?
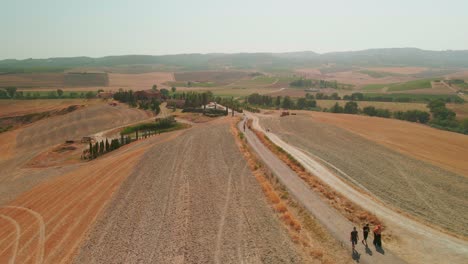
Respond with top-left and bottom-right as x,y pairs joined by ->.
249,113 -> 468,264
74,120 -> 302,263
441,80 -> 467,100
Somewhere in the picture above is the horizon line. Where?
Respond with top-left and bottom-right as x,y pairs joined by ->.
2,47 -> 468,61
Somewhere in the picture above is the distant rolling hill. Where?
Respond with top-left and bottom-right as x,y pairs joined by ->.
1,48 -> 467,73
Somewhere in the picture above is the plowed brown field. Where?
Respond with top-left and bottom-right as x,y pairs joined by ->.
307,112 -> 468,177
109,72 -> 174,89
0,132 -> 180,264
367,67 -> 427,74
74,120 -> 302,263
0,112 -> 304,263
0,104 -> 151,206
0,73 -> 63,88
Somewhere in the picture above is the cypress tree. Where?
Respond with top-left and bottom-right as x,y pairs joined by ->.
105,139 -> 110,152
89,142 -> 93,159
93,143 -> 98,158
100,141 -> 104,154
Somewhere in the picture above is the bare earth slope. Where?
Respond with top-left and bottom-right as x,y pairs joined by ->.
74,120 -> 301,263
0,99 -> 100,118
0,131 -> 177,264
16,104 -> 150,151
259,114 -> 468,237
0,104 -> 150,205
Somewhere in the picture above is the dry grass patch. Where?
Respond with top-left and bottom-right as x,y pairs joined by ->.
0,99 -> 98,118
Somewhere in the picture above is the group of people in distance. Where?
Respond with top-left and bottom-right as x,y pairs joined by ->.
350,224 -> 382,250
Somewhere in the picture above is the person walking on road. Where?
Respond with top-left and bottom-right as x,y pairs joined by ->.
350,227 -> 359,250
362,223 -> 370,246
373,224 -> 382,248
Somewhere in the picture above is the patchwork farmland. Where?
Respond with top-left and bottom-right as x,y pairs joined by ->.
1,49 -> 468,264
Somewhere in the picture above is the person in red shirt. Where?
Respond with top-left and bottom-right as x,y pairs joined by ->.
373,224 -> 382,247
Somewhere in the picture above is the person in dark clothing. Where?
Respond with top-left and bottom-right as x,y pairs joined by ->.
362,223 -> 370,246
350,227 -> 359,250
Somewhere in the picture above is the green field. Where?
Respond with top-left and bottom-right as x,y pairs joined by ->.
362,79 -> 434,92
243,76 -> 278,85
362,83 -> 388,91
228,76 -> 278,87
167,81 -> 217,87
386,79 -> 433,92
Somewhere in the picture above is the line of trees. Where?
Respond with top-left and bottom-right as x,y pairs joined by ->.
113,89 -> 160,114
173,91 -> 214,108
120,116 -> 178,135
246,93 -> 316,110
83,137 -> 131,160
427,99 -> 468,134
172,91 -> 243,115
324,100 -> 468,133
295,91 -> 464,104
327,101 -> 430,124
113,90 -> 137,106
393,110 -> 430,123
0,87 -> 95,99
137,98 -> 160,114
290,78 -> 339,89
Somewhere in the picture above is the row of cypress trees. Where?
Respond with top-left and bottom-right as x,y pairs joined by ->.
83,136 -> 131,160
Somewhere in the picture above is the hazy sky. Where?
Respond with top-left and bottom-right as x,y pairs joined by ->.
1,0 -> 467,59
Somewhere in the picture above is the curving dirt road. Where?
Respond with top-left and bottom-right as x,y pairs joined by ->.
247,112 -> 468,264
74,120 -> 302,263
